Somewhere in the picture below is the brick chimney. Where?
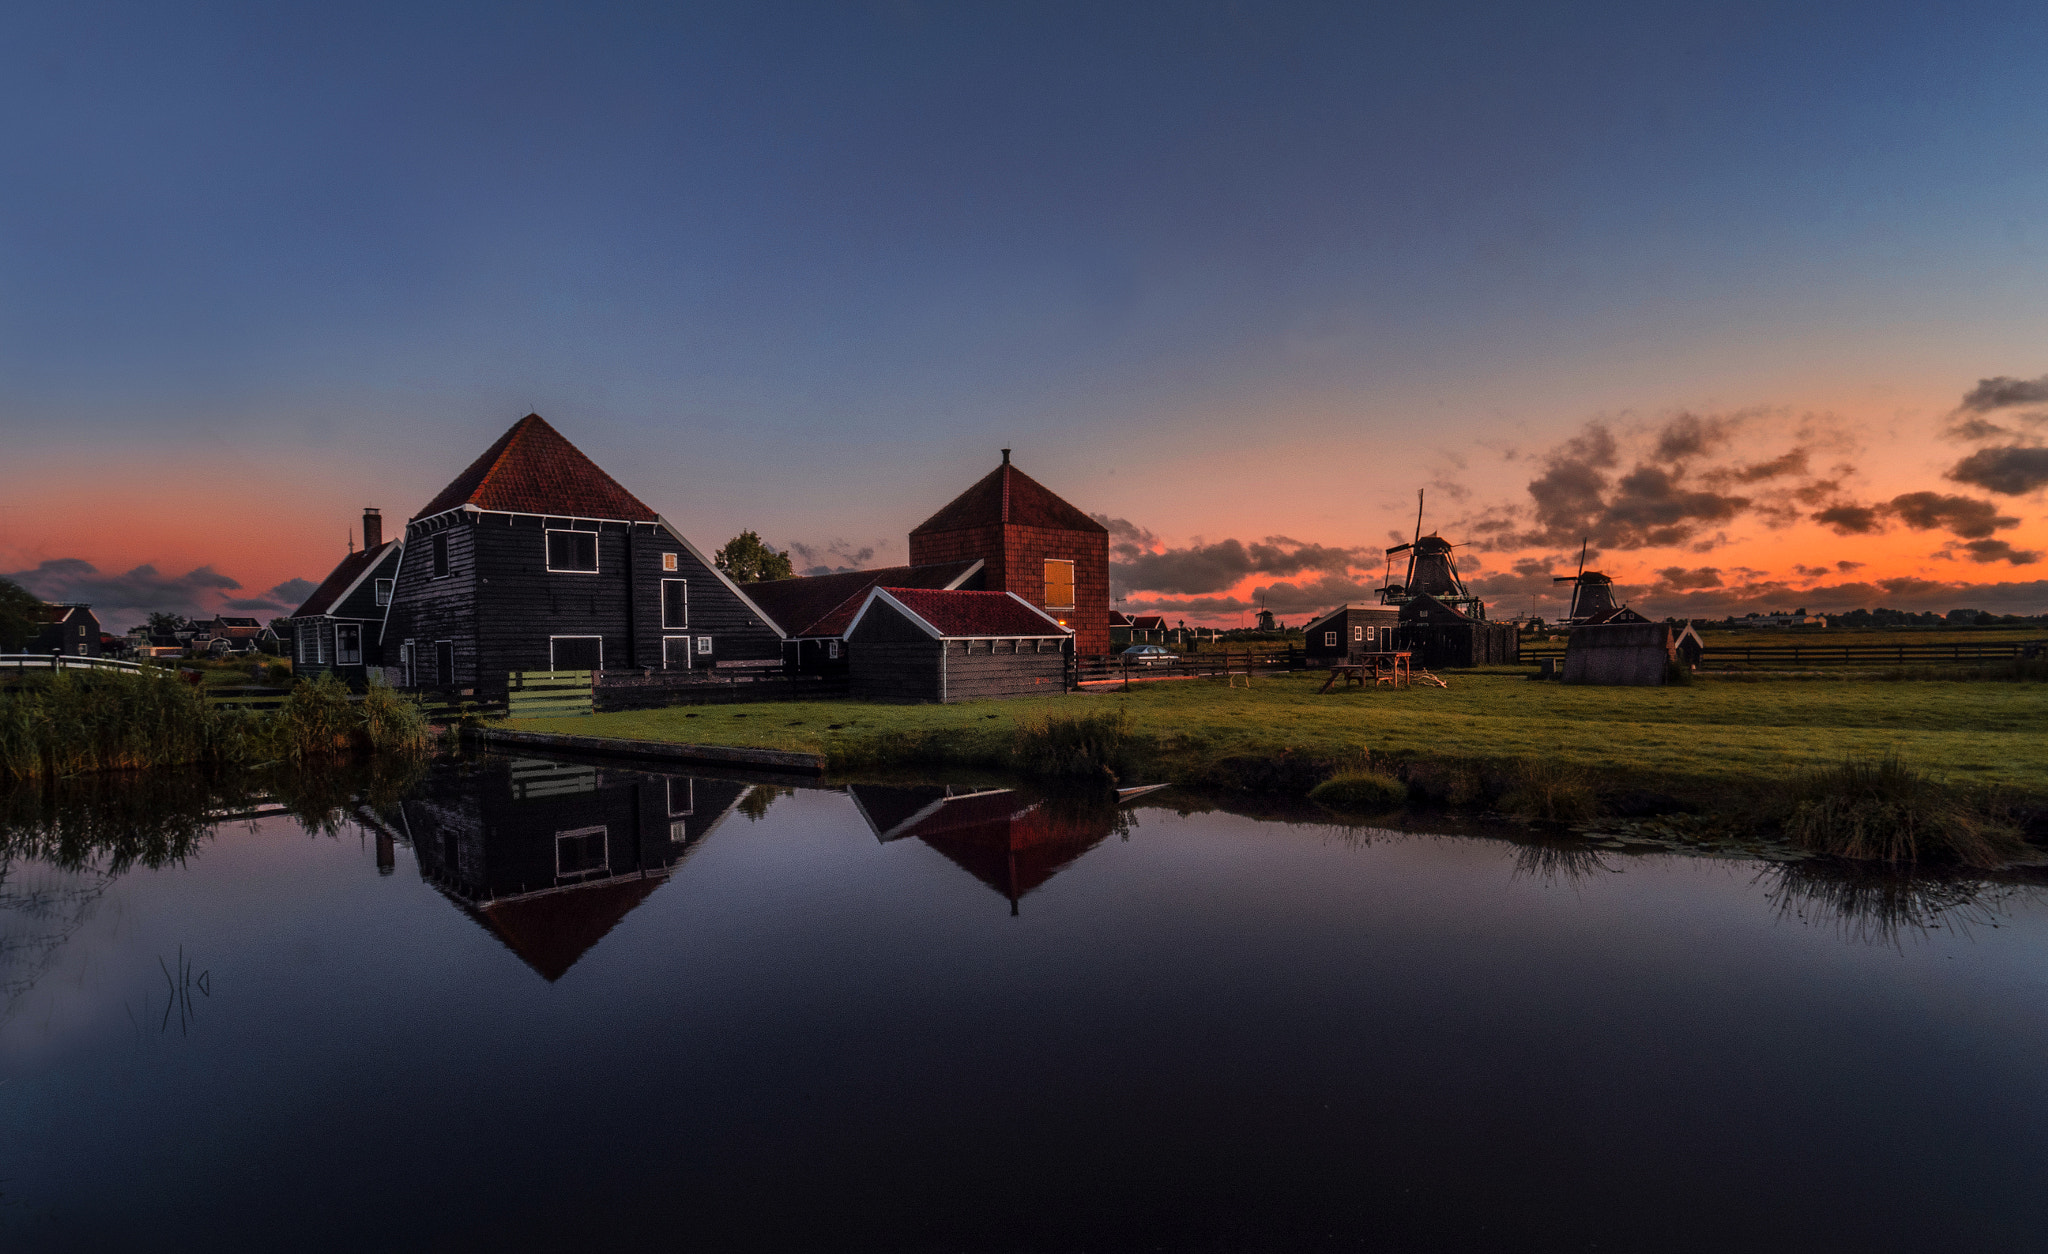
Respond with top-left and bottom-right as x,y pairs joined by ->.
362,507 -> 382,550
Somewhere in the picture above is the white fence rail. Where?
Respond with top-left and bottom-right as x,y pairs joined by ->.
0,653 -> 155,675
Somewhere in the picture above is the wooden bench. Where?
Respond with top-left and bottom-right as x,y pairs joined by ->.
1317,651 -> 1412,692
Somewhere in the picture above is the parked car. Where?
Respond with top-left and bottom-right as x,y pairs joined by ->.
1120,644 -> 1179,666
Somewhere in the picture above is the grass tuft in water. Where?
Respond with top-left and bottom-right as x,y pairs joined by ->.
1496,756 -> 1600,822
1309,768 -> 1409,814
1778,752 -> 2026,868
1011,706 -> 1132,783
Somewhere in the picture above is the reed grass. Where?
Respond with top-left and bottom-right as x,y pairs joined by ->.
1496,756 -> 1600,822
0,669 -> 429,786
1010,706 -> 1131,782
1777,753 -> 2025,868
1309,767 -> 1409,813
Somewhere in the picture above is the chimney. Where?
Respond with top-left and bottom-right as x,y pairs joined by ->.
362,507 -> 382,550
1000,448 -> 1010,464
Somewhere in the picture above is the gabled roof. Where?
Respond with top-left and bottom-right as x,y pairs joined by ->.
30,603 -> 90,624
1302,602 -> 1398,634
911,456 -> 1108,536
1582,606 -> 1651,625
743,560 -> 982,639
1129,615 -> 1168,631
848,587 -> 1072,640
1398,593 -> 1475,623
413,413 -> 657,522
472,875 -> 666,983
292,540 -> 398,618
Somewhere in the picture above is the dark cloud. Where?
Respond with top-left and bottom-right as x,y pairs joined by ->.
1652,412 -> 1738,462
1947,446 -> 2048,496
1887,492 -> 2018,539
788,538 -> 880,577
1957,539 -> 2042,566
1810,502 -> 1884,535
1091,514 -> 1163,564
3,559 -> 248,627
1837,560 -> 1865,572
1655,566 -> 1724,589
1956,374 -> 2048,413
223,578 -> 318,613
1100,520 -> 1373,597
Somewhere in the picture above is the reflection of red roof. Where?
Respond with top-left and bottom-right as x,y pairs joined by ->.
414,413 -> 657,522
911,795 -> 1113,906
911,459 -> 1108,535
473,874 -> 664,982
292,540 -> 397,618
744,560 -> 981,638
859,588 -> 1070,639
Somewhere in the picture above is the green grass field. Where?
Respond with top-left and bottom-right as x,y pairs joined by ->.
508,669 -> 2048,797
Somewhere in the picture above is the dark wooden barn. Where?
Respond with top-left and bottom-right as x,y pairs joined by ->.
844,587 -> 1071,703
908,450 -> 1112,657
377,414 -> 784,696
1563,613 -> 1679,686
744,559 -> 984,675
291,508 -> 404,684
1302,603 -> 1400,665
27,603 -> 100,658
396,756 -> 754,980
1396,595 -> 1520,668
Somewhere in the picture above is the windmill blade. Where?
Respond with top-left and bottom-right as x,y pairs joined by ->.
1552,576 -> 1580,583
1385,543 -> 1413,555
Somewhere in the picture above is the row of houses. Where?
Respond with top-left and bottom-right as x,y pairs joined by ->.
292,416 -> 1112,702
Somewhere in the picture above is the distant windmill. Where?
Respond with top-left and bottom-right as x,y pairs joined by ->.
1553,538 -> 1619,622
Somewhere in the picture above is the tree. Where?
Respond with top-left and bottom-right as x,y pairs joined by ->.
0,577 -> 41,652
714,531 -> 794,583
148,611 -> 189,635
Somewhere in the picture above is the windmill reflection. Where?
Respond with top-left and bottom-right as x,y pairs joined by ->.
850,784 -> 1146,914
394,757 -> 753,980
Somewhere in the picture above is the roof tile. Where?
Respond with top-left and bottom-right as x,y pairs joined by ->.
413,414 -> 657,522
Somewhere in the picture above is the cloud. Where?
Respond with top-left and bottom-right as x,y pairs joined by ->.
1886,491 -> 2019,539
1810,502 -> 1884,534
222,578 -> 318,613
787,538 -> 880,577
1836,560 -> 1865,573
3,559 -> 250,627
1655,566 -> 1724,589
1098,519 -> 1374,597
1956,374 -> 2048,413
1957,539 -> 2043,566
1947,446 -> 2048,496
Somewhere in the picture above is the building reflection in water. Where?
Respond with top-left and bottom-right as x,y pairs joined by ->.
388,757 -> 755,980
849,784 -> 1141,914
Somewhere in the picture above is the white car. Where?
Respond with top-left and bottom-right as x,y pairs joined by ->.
1121,644 -> 1179,666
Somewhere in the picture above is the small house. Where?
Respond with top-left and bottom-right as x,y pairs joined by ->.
28,603 -> 100,658
1396,595 -> 1520,668
291,508 -> 404,684
844,587 -> 1071,703
744,559 -> 984,675
377,414 -> 785,695
1303,603 -> 1400,666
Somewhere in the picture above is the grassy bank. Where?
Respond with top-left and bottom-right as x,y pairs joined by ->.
0,669 -> 429,785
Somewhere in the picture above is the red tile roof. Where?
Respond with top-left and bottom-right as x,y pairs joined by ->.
911,457 -> 1108,536
413,413 -> 657,522
866,587 -> 1071,638
291,540 -> 397,618
474,875 -> 665,982
743,560 -> 980,638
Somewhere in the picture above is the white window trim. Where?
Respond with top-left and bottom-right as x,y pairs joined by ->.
1324,631 -> 1337,647
374,578 -> 393,606
555,825 -> 609,881
336,623 -> 363,667
544,528 -> 602,575
661,552 -> 678,572
660,578 -> 688,629
550,634 -> 604,670
661,635 -> 693,670
431,533 -> 451,580
695,636 -> 712,655
667,778 -> 693,817
401,639 -> 415,687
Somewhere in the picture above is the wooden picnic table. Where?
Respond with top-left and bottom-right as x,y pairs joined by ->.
1317,651 -> 1412,692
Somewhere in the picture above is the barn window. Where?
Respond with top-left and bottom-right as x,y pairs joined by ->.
555,826 -> 608,881
375,579 -> 393,606
1043,559 -> 1075,610
661,552 -> 678,572
1324,631 -> 1337,647
662,636 -> 691,669
546,529 -> 599,573
1352,626 -> 1363,642
828,640 -> 841,659
661,579 -> 687,629
667,778 -> 693,817
434,639 -> 454,684
695,636 -> 712,655
432,534 -> 449,579
335,624 -> 362,667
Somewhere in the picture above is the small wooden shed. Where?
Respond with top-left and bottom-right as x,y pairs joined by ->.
1562,609 -> 1677,685
1302,603 -> 1401,665
844,587 -> 1071,703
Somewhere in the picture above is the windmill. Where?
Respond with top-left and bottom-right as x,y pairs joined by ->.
1380,489 -> 1487,619
1553,538 -> 1619,622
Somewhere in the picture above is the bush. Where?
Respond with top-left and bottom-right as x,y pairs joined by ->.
1309,769 -> 1409,814
1011,706 -> 1131,782
1780,753 -> 2026,868
1497,756 -> 1599,822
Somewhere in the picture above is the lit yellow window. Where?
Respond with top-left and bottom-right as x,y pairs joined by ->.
662,552 -> 678,572
1043,559 -> 1075,609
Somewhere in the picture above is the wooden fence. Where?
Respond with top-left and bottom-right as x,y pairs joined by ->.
1520,639 -> 2048,667
592,668 -> 848,710
1073,649 -> 1303,687
1,653 -> 153,675
507,670 -> 594,718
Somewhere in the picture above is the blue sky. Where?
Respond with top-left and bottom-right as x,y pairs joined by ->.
5,1 -> 2048,623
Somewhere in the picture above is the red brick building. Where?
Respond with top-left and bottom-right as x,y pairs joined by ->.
908,451 -> 1111,657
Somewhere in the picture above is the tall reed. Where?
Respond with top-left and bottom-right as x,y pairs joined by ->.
1011,706 -> 1131,783
1779,752 -> 2025,867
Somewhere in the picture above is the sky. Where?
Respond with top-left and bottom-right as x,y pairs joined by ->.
4,0 -> 2048,628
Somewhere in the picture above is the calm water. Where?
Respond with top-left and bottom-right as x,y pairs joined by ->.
3,755 -> 2047,1252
